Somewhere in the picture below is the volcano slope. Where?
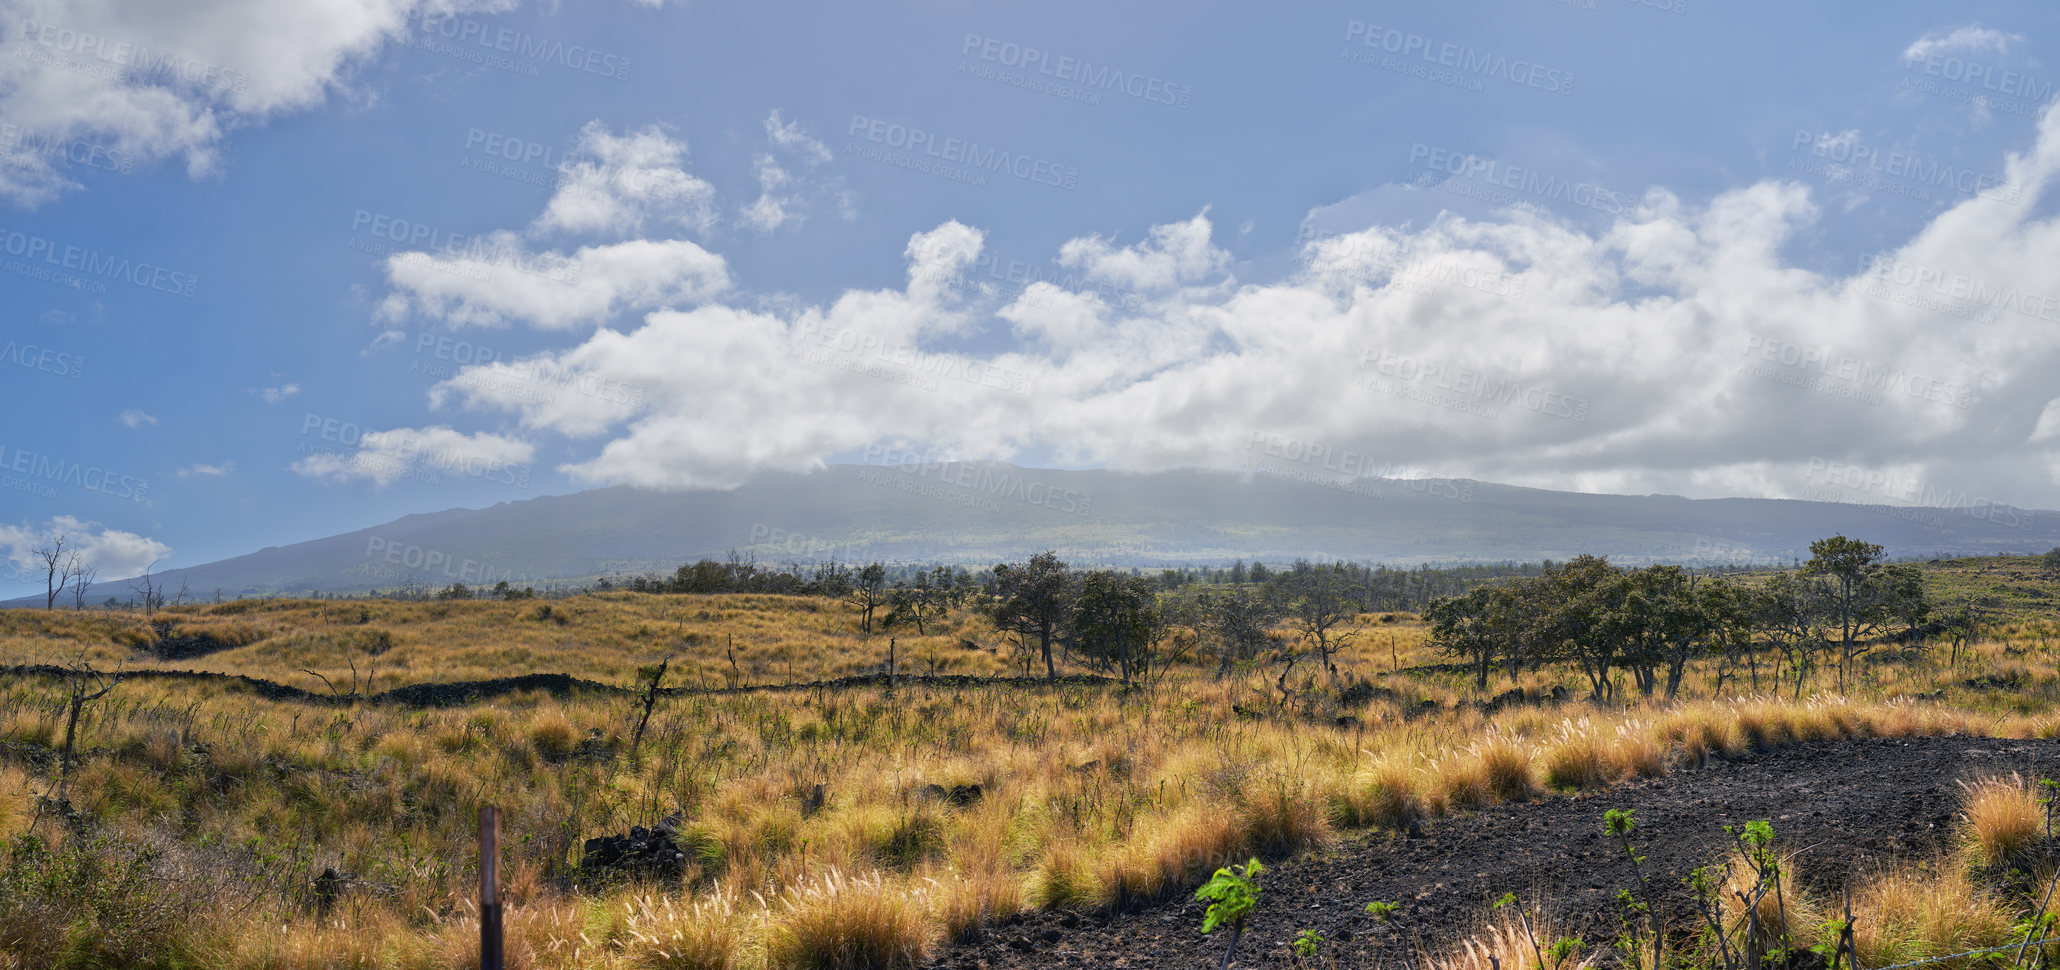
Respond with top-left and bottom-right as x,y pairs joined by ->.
931,735 -> 2060,969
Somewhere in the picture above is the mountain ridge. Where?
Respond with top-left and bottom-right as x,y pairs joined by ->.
13,462 -> 2054,604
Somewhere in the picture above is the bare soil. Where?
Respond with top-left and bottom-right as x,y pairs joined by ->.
932,735 -> 2060,969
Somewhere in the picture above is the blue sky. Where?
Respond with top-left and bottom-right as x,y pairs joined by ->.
6,0 -> 2060,592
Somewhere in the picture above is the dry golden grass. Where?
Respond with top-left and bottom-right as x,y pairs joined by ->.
0,593 -> 2056,969
1958,773 -> 2046,866
1843,863 -> 2016,969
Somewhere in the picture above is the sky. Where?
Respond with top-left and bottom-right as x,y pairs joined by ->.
5,0 -> 2060,594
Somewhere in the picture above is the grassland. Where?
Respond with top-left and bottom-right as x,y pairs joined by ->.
2,556 -> 2059,969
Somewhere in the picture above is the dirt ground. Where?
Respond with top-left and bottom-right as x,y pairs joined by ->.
930,736 -> 2060,969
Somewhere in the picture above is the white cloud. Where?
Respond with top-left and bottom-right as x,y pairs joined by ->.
291,425 -> 533,486
0,0 -> 531,207
740,110 -> 849,233
0,516 -> 172,587
534,121 -> 716,238
1056,208 -> 1231,291
376,234 -> 730,329
118,409 -> 157,427
177,461 -> 234,478
407,101 -> 2060,512
1904,25 -> 2020,62
253,383 -> 300,403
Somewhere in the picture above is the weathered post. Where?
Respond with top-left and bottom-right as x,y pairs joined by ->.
480,805 -> 503,970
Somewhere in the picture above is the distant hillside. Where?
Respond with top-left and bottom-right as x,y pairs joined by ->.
18,463 -> 2060,602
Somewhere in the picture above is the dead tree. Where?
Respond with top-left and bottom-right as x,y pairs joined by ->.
32,661 -> 122,832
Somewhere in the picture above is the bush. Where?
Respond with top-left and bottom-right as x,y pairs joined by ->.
0,832 -> 200,969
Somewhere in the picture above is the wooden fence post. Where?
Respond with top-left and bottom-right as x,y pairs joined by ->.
480,805 -> 503,970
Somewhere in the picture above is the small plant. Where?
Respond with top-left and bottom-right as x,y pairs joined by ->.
1292,928 -> 1324,958
1197,858 -> 1263,970
1602,809 -> 1663,970
1492,892 -> 1585,970
1365,899 -> 1400,921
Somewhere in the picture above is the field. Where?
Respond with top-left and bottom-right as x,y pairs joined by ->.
3,555 -> 2060,969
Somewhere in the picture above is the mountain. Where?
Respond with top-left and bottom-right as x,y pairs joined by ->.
21,462 -> 2060,602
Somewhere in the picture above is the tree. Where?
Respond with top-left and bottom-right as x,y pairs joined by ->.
883,571 -> 945,635
33,534 -> 81,610
1756,571 -> 1831,698
129,559 -> 166,619
1071,570 -> 1163,687
1426,585 -> 1513,690
2045,547 -> 2060,576
1279,561 -> 1359,682
1200,585 -> 1283,678
1805,535 -> 1887,690
1540,555 -> 1627,700
67,556 -> 95,611
989,552 -> 1073,681
849,563 -> 888,633
1876,563 -> 1929,646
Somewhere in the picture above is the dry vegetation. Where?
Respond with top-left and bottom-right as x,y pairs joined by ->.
2,579 -> 2060,969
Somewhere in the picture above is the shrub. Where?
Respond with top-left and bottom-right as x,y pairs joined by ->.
1959,773 -> 2043,866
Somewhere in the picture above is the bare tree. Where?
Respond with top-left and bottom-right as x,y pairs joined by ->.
31,659 -> 122,832
33,534 -> 79,609
130,559 -> 167,619
67,555 -> 95,611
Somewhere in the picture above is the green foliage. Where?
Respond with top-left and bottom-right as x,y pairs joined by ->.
1291,928 -> 1324,957
1195,858 -> 1263,935
1364,899 -> 1400,920
0,832 -> 198,969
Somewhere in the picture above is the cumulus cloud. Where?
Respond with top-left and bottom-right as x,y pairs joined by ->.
408,99 -> 2060,511
176,461 -> 234,478
0,0 -> 533,207
1056,208 -> 1230,291
534,121 -> 716,238
740,110 -> 850,232
377,119 -> 732,331
291,425 -> 534,486
253,383 -> 300,403
0,516 -> 172,585
118,409 -> 157,427
375,233 -> 729,329
1904,25 -> 2020,62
